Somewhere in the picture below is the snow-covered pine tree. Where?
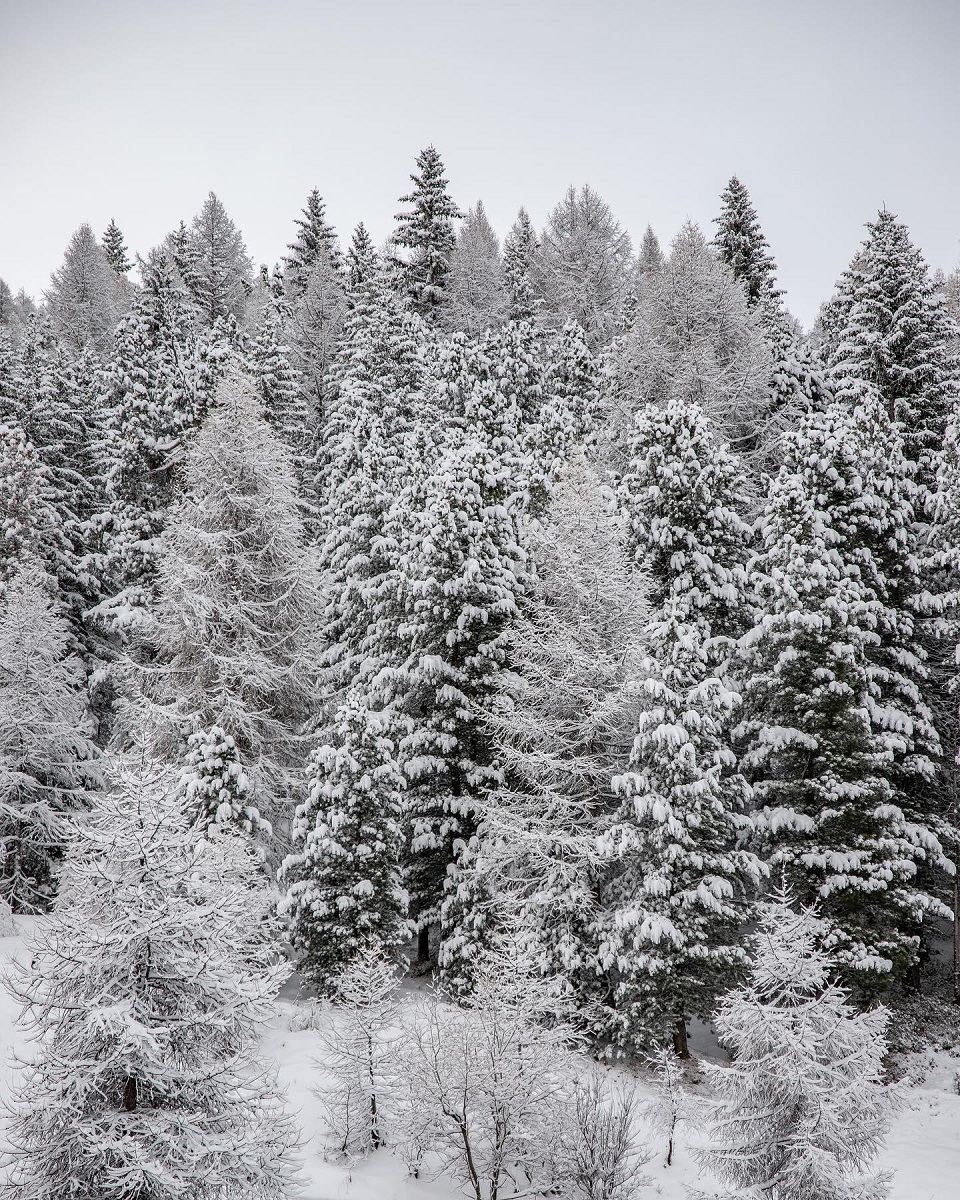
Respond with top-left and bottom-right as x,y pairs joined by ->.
180,725 -> 267,842
502,207 -> 538,323
246,300 -> 308,449
140,368 -> 320,855
712,176 -> 784,319
0,561 -> 98,912
0,423 -> 60,593
618,394 -> 752,653
734,402 -> 947,988
478,458 -> 647,1034
44,223 -> 127,354
637,225 -> 664,277
279,697 -> 409,991
532,184 -> 633,349
183,191 -> 254,326
283,243 -> 346,419
604,222 -> 775,469
92,249 -> 221,633
393,145 -> 463,319
694,892 -> 894,1200
4,755 -> 301,1200
821,208 -> 960,488
282,187 -> 343,294
101,218 -> 132,276
602,602 -> 760,1057
443,201 -> 506,335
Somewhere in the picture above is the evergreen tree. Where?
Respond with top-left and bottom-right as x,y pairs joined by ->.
279,697 -> 409,989
282,187 -> 342,293
734,402 -> 948,987
183,191 -> 254,325
4,757 -> 301,1200
44,223 -> 126,354
394,145 -> 463,318
0,562 -> 98,912
139,369 -> 320,853
180,725 -> 268,842
821,209 -> 960,487
0,423 -> 59,591
92,248 -> 231,632
637,224 -> 664,277
712,176 -> 784,318
603,604 -> 761,1056
532,184 -> 633,348
101,218 -> 132,275
247,301 -> 307,448
502,207 -> 538,323
695,893 -> 893,1200
443,200 -> 506,334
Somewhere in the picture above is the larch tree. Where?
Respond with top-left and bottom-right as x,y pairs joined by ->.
443,200 -> 507,335
183,191 -> 254,326
637,224 -> 664,277
4,756 -> 302,1200
279,696 -> 410,990
695,893 -> 894,1200
44,223 -> 127,354
393,144 -> 463,319
531,184 -> 633,349
138,369 -> 320,857
0,561 -> 98,912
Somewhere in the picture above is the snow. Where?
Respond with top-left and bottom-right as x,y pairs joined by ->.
0,924 -> 955,1199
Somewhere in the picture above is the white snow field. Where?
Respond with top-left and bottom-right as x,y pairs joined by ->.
0,923 -> 956,1200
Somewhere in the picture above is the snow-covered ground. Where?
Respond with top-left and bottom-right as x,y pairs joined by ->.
0,922 -> 957,1200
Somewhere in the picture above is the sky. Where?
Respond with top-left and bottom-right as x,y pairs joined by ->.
1,0 -> 958,328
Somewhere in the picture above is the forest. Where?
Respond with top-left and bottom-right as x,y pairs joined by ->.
0,145 -> 959,1199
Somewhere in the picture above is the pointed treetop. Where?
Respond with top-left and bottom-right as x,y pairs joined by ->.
712,176 -> 784,315
282,188 -> 342,290
502,207 -> 538,323
393,144 -> 463,317
102,219 -> 131,275
638,224 -> 664,275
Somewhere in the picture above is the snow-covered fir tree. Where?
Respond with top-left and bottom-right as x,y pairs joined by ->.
712,176 -> 784,319
3,755 -> 301,1200
734,402 -> 948,988
602,603 -> 761,1057
180,724 -> 268,842
101,218 -> 132,276
139,368 -> 320,854
443,201 -> 506,335
637,224 -> 664,277
282,187 -> 342,294
821,208 -> 960,488
695,892 -> 894,1200
502,207 -> 538,323
92,249 -> 222,632
280,697 -> 409,991
532,184 -> 633,349
0,561 -> 98,911
393,145 -> 463,319
0,422 -> 61,592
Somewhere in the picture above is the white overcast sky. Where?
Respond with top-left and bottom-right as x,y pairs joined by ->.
1,0 -> 958,328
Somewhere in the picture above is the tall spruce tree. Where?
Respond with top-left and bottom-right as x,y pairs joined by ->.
183,191 -> 254,326
502,207 -> 538,323
44,223 -> 126,354
393,145 -> 463,319
101,219 -> 132,275
712,176 -> 784,319
282,188 -> 342,294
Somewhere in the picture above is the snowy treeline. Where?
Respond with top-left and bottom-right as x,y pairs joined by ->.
0,149 -> 958,1196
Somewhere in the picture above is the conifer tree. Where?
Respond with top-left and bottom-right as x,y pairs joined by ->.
394,145 -> 463,319
0,423 -> 59,591
101,218 -> 132,275
695,893 -> 893,1200
603,603 -> 760,1056
821,209 -> 960,486
183,191 -> 254,325
605,223 -> 775,466
247,301 -> 307,448
734,403 -> 948,987
502,207 -> 538,323
279,698 -> 409,989
44,223 -> 126,354
443,201 -> 506,334
4,757 -> 301,1200
0,562 -> 98,912
712,176 -> 784,318
282,187 -> 342,293
637,224 -> 664,277
140,370 -> 320,852
532,184 -> 633,348
180,725 -> 268,842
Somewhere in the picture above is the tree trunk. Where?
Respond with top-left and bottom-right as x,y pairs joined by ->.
672,1016 -> 690,1060
122,1075 -> 138,1112
417,924 -> 431,963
